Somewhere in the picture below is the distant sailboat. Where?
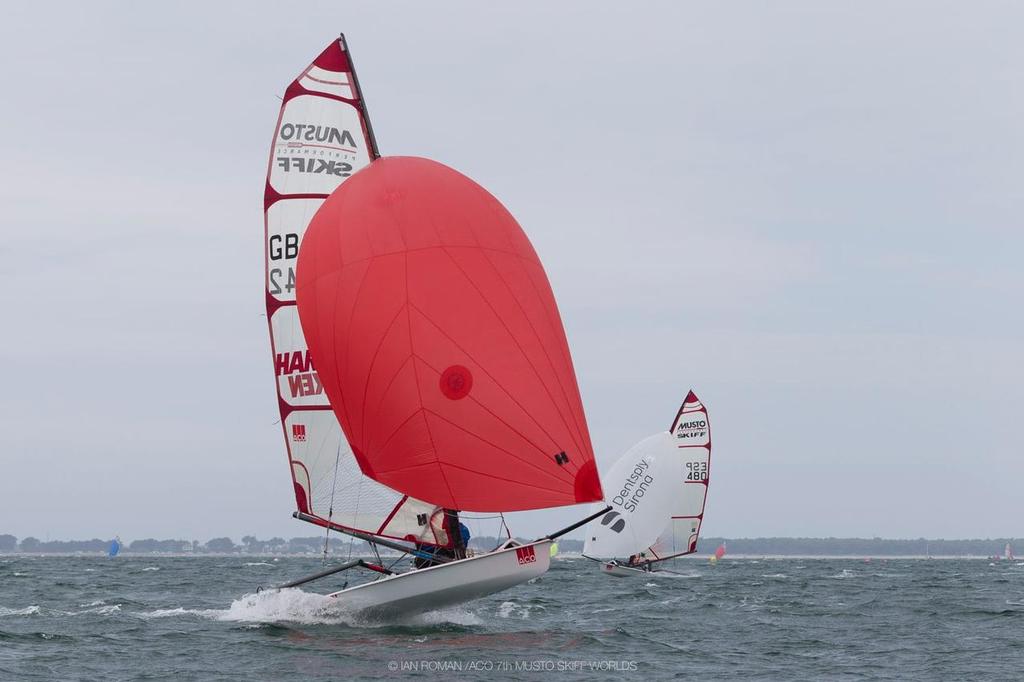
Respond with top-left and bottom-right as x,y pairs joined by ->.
261,35 -> 608,617
584,391 -> 712,577
108,537 -> 121,558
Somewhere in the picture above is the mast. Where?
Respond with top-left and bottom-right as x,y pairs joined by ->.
339,33 -> 380,158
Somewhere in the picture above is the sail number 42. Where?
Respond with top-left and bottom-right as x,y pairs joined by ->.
269,267 -> 296,295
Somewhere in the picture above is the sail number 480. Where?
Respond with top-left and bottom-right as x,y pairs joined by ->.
686,461 -> 708,481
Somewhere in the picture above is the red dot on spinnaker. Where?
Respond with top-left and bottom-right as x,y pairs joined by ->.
440,365 -> 473,400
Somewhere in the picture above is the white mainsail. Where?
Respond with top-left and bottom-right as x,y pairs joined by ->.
646,391 -> 712,561
264,36 -> 443,545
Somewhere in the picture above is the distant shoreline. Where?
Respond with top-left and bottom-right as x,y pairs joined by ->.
3,534 -> 1018,559
2,552 -> 1019,561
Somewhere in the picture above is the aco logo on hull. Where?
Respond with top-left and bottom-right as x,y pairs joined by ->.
515,545 -> 537,566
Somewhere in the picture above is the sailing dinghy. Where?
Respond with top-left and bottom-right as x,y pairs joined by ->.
263,35 -> 607,618
584,391 -> 712,577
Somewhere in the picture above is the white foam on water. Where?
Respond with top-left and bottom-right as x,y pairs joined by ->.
210,589 -> 482,627
80,600 -> 106,607
13,572 -> 28,577
244,562 -> 273,567
137,606 -> 224,621
415,607 -> 483,626
832,569 -> 857,579
497,601 -> 534,620
762,574 -> 788,579
136,589 -> 485,628
141,567 -> 160,572
644,582 -> 659,588
0,605 -> 41,617
70,604 -> 122,616
217,590 -> 351,625
92,605 -> 121,616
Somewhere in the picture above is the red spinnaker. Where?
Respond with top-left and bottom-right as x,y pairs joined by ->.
295,156 -> 602,512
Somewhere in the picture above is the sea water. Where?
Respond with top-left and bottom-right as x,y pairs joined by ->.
2,555 -> 1023,680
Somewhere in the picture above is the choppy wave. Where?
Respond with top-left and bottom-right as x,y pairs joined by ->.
0,605 -> 41,617
496,600 -> 541,620
654,570 -> 702,579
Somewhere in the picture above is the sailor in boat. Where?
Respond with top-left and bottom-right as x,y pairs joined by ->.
625,552 -> 653,572
412,509 -> 470,568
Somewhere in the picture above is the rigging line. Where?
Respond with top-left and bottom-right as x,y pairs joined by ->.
349,457 -> 367,563
323,440 -> 343,566
492,513 -> 512,551
501,513 -> 511,540
385,552 -> 407,572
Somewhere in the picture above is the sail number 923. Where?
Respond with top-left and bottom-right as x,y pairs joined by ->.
686,461 -> 708,481
269,233 -> 299,295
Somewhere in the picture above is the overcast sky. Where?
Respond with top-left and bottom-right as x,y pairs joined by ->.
2,2 -> 1021,543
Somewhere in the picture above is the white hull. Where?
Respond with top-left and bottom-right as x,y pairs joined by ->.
327,540 -> 551,618
600,561 -> 652,578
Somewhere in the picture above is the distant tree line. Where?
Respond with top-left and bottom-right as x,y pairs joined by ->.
0,533 -> 1017,556
695,537 -> 1022,557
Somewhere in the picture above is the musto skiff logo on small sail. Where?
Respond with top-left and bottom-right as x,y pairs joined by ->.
675,418 -> 707,441
612,459 -> 655,513
515,545 -> 537,566
275,350 -> 323,398
275,122 -> 357,177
